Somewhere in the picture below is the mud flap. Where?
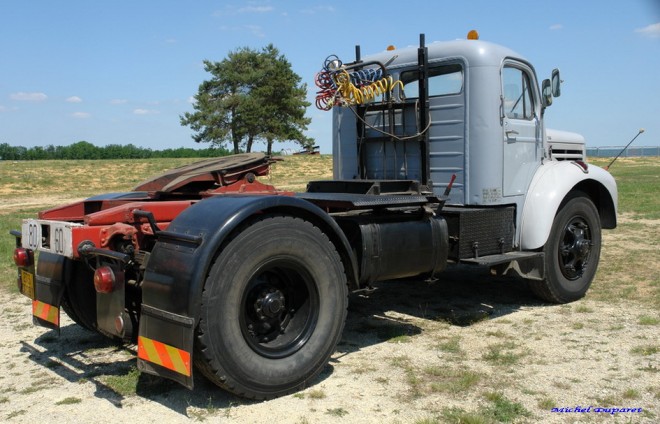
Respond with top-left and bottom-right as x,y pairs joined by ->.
486,252 -> 546,280
137,304 -> 195,389
32,251 -> 67,332
96,265 -> 127,338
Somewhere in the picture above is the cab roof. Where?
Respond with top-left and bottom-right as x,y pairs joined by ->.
362,39 -> 527,70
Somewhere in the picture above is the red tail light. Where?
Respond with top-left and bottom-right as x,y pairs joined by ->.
94,266 -> 116,293
13,248 -> 33,267
572,160 -> 589,173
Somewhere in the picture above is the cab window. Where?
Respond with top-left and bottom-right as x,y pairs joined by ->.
401,64 -> 463,99
502,66 -> 534,120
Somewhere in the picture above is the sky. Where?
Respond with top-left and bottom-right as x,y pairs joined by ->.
1,0 -> 659,154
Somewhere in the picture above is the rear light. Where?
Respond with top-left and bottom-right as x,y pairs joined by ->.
13,248 -> 34,267
115,314 -> 125,335
94,266 -> 116,293
114,312 -> 134,339
572,160 -> 589,173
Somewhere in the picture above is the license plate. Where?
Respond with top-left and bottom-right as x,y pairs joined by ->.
20,269 -> 35,299
21,219 -> 81,258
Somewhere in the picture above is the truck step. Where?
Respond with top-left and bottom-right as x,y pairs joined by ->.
460,251 -> 543,267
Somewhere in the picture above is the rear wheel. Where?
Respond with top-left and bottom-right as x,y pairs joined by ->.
61,259 -> 98,331
530,193 -> 601,303
195,215 -> 348,399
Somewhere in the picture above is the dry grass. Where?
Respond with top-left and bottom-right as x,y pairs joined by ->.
0,158 -> 198,215
0,155 -> 658,423
0,155 -> 333,214
261,154 -> 333,192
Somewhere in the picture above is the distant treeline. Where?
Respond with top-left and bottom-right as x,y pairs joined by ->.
0,141 -> 232,161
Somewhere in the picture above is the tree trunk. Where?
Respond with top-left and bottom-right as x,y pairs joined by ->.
232,130 -> 241,154
231,108 -> 241,154
246,136 -> 254,153
267,137 -> 273,156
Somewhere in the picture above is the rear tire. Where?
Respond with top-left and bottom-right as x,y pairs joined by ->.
530,193 -> 601,303
195,215 -> 348,399
61,259 -> 98,331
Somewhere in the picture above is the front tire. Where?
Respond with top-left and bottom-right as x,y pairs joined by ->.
530,193 -> 602,303
195,215 -> 348,399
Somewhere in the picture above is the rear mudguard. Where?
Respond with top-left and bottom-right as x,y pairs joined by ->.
31,251 -> 67,331
137,194 -> 358,388
520,161 -> 617,250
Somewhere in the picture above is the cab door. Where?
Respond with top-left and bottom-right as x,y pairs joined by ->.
501,62 -> 542,197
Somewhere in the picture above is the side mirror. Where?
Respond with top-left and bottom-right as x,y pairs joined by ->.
551,68 -> 561,97
542,79 -> 553,107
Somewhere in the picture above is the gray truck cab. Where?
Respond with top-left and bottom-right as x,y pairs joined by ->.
332,34 -> 616,250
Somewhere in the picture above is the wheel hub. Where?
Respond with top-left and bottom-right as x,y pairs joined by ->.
240,264 -> 319,359
559,220 -> 592,280
255,289 -> 286,319
576,239 -> 591,256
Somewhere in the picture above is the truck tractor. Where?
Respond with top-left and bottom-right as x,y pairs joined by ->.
11,32 -> 617,399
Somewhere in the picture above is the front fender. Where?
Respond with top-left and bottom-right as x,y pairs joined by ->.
520,161 -> 617,250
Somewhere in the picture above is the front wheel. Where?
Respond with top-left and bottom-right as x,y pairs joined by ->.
530,193 -> 602,303
195,215 -> 348,399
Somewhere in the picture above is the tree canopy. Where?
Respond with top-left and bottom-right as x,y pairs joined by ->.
0,141 -> 230,161
180,45 -> 311,154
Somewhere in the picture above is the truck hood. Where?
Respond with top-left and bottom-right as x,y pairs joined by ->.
546,129 -> 586,161
546,128 -> 585,145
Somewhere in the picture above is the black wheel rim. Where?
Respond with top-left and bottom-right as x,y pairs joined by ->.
558,216 -> 593,280
239,259 -> 319,359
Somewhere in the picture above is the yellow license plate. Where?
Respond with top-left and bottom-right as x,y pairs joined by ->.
20,270 -> 35,299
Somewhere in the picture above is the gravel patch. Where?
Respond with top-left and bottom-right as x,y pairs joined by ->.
1,264 -> 658,423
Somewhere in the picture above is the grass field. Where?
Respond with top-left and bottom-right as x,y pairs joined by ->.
2,155 -> 657,303
589,156 -> 660,220
0,155 -> 658,422
587,157 -> 659,307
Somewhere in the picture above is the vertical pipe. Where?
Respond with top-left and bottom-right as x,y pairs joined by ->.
417,34 -> 430,187
355,44 -> 363,178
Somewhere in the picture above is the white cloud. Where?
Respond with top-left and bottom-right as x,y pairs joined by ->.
110,99 -> 127,104
10,92 -> 47,102
237,6 -> 273,13
245,24 -> 265,38
212,8 -> 228,17
635,22 -> 660,38
66,96 -> 83,103
71,112 -> 91,119
300,6 -> 334,15
549,24 -> 563,31
219,24 -> 266,38
187,96 -> 196,104
133,108 -> 159,115
213,4 -> 273,16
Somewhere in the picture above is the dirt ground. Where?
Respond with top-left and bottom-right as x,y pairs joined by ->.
0,178 -> 657,423
1,254 -> 658,423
